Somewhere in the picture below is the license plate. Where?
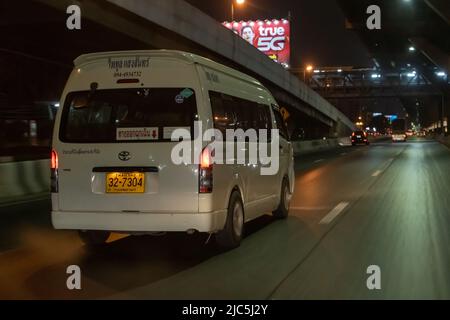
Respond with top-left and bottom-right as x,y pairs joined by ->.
106,172 -> 145,193
357,135 -> 361,138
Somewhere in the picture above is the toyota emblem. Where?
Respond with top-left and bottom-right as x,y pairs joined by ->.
118,151 -> 131,161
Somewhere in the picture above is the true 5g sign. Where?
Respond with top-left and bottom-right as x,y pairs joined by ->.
223,19 -> 291,67
257,26 -> 286,51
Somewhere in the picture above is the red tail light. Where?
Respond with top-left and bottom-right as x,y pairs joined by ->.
51,149 -> 59,193
352,132 -> 355,136
51,149 -> 58,169
200,147 -> 211,169
199,147 -> 213,193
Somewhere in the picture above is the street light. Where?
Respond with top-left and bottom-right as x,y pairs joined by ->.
231,0 -> 245,21
303,65 -> 313,82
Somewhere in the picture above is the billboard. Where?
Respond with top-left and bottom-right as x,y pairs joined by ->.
223,19 -> 291,68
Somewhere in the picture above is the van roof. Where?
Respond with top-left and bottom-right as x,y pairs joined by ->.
74,50 -> 263,87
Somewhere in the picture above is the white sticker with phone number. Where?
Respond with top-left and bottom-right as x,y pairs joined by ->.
163,127 -> 190,139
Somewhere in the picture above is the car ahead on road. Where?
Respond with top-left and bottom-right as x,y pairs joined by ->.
392,133 -> 407,142
50,50 -> 295,249
417,131 -> 426,137
351,131 -> 369,146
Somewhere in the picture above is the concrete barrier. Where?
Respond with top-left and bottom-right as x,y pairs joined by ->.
0,159 -> 50,201
292,137 -> 352,156
436,135 -> 450,148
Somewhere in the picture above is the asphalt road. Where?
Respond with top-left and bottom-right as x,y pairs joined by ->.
1,138 -> 449,299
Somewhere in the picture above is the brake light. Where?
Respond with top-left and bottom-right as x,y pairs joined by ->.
51,149 -> 58,193
51,149 -> 58,169
199,147 -> 213,193
200,147 -> 211,169
352,132 -> 355,136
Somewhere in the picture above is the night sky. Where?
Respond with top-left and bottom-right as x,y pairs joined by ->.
185,0 -> 373,69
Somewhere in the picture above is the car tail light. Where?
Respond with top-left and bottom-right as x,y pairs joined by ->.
199,146 -> 213,193
352,132 -> 355,137
51,149 -> 58,193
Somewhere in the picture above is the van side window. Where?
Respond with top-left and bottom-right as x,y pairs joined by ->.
256,104 -> 271,130
209,91 -> 272,141
257,103 -> 272,141
209,91 -> 235,135
272,105 -> 289,140
235,99 -> 253,131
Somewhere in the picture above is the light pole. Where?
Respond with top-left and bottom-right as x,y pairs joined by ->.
304,65 -> 313,82
231,0 -> 245,21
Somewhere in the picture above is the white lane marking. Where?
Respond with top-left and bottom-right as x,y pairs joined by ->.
340,152 -> 347,156
290,206 -> 331,211
371,158 -> 395,178
372,170 -> 382,177
319,202 -> 349,224
380,158 -> 394,170
314,159 -> 324,163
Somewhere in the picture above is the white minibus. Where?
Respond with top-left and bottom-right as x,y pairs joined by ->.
51,50 -> 294,249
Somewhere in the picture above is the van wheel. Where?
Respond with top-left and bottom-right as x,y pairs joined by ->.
216,191 -> 244,249
273,178 -> 290,219
78,230 -> 110,247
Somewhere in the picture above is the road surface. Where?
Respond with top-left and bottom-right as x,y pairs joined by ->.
1,138 -> 449,299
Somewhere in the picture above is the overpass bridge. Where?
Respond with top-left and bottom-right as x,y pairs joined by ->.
1,0 -> 356,141
307,67 -> 445,99
336,0 -> 450,132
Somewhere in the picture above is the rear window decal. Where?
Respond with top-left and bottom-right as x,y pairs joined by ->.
163,127 -> 190,139
180,88 -> 194,99
175,94 -> 184,104
116,127 -> 158,141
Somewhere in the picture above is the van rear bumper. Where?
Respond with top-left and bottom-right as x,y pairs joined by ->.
52,210 -> 227,233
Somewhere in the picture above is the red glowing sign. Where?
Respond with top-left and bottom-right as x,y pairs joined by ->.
223,19 -> 291,67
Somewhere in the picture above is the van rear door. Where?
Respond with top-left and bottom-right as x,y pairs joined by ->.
56,87 -> 199,213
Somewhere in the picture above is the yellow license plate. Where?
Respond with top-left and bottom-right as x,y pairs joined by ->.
106,172 -> 145,193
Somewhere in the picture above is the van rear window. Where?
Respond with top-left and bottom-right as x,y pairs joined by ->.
60,88 -> 197,143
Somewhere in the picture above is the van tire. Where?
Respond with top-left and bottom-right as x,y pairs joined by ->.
216,191 -> 244,249
273,178 -> 290,219
78,230 -> 110,247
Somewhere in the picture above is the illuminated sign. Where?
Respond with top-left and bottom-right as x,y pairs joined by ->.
385,115 -> 398,124
223,19 -> 291,67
